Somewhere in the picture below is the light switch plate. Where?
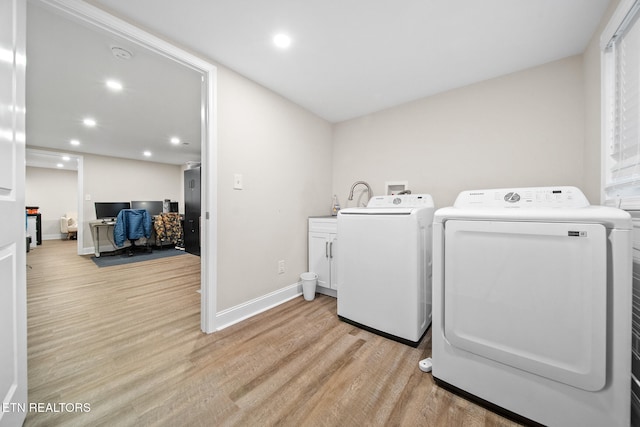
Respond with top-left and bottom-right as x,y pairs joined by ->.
234,173 -> 243,190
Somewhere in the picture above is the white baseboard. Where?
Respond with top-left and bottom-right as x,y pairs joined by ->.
215,282 -> 303,331
43,234 -> 66,241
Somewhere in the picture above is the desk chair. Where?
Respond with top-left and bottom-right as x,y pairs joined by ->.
113,209 -> 152,256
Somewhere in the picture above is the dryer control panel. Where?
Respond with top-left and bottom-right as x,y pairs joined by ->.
453,186 -> 590,209
367,194 -> 434,208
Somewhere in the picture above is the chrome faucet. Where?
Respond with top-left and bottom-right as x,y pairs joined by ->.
348,181 -> 372,205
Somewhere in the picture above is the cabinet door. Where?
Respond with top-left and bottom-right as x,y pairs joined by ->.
309,232 -> 331,288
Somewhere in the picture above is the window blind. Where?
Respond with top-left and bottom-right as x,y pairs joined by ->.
603,0 -> 640,208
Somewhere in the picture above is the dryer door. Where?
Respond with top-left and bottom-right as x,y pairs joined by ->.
443,220 -> 607,391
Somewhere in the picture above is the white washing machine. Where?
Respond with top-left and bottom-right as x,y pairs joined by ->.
432,186 -> 632,427
337,194 -> 434,346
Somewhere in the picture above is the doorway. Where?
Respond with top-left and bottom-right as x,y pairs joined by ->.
25,149 -> 83,254
27,0 -> 217,332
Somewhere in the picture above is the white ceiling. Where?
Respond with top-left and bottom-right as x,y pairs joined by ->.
27,0 -> 612,168
88,0 -> 611,122
26,1 -> 203,169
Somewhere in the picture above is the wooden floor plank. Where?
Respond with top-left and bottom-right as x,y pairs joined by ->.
24,239 -> 521,426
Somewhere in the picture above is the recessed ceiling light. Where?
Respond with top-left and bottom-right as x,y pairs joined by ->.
62,156 -> 70,161
83,118 -> 96,127
56,163 -> 64,168
273,33 -> 292,49
170,137 -> 180,145
143,151 -> 152,157
106,79 -> 123,91
70,139 -> 80,146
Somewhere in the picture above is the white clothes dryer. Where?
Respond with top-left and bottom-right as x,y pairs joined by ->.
337,194 -> 434,346
432,186 -> 632,427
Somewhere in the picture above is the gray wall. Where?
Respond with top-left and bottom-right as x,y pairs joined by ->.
332,55 -> 586,209
216,66 -> 333,310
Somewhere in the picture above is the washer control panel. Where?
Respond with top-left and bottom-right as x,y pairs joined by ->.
453,186 -> 590,209
366,194 -> 434,208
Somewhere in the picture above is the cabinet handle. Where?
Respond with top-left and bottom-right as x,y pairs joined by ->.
329,241 -> 333,258
325,241 -> 329,258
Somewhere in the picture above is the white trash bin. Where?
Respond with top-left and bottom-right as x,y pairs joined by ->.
300,272 -> 318,301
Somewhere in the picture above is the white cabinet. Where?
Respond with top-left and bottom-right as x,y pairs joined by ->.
308,217 -> 338,297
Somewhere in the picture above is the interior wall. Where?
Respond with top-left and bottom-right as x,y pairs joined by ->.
216,66 -> 333,310
25,166 -> 77,239
81,153 -> 183,252
332,55 -> 586,209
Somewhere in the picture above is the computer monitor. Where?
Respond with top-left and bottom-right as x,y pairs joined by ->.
131,200 -> 164,215
94,202 -> 131,221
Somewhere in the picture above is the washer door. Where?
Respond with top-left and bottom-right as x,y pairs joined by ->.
443,220 -> 607,391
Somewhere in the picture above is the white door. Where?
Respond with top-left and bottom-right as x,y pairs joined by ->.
0,0 -> 27,426
444,220 -> 607,391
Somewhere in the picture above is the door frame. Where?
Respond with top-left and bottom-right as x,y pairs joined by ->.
34,0 -> 218,333
25,148 -> 84,254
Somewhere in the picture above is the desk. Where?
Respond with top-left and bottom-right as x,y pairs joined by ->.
89,220 -> 116,257
91,216 -> 178,256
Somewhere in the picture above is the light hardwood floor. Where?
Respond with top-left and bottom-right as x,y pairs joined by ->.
24,239 -> 521,426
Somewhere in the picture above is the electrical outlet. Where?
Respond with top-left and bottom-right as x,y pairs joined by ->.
278,260 -> 285,275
